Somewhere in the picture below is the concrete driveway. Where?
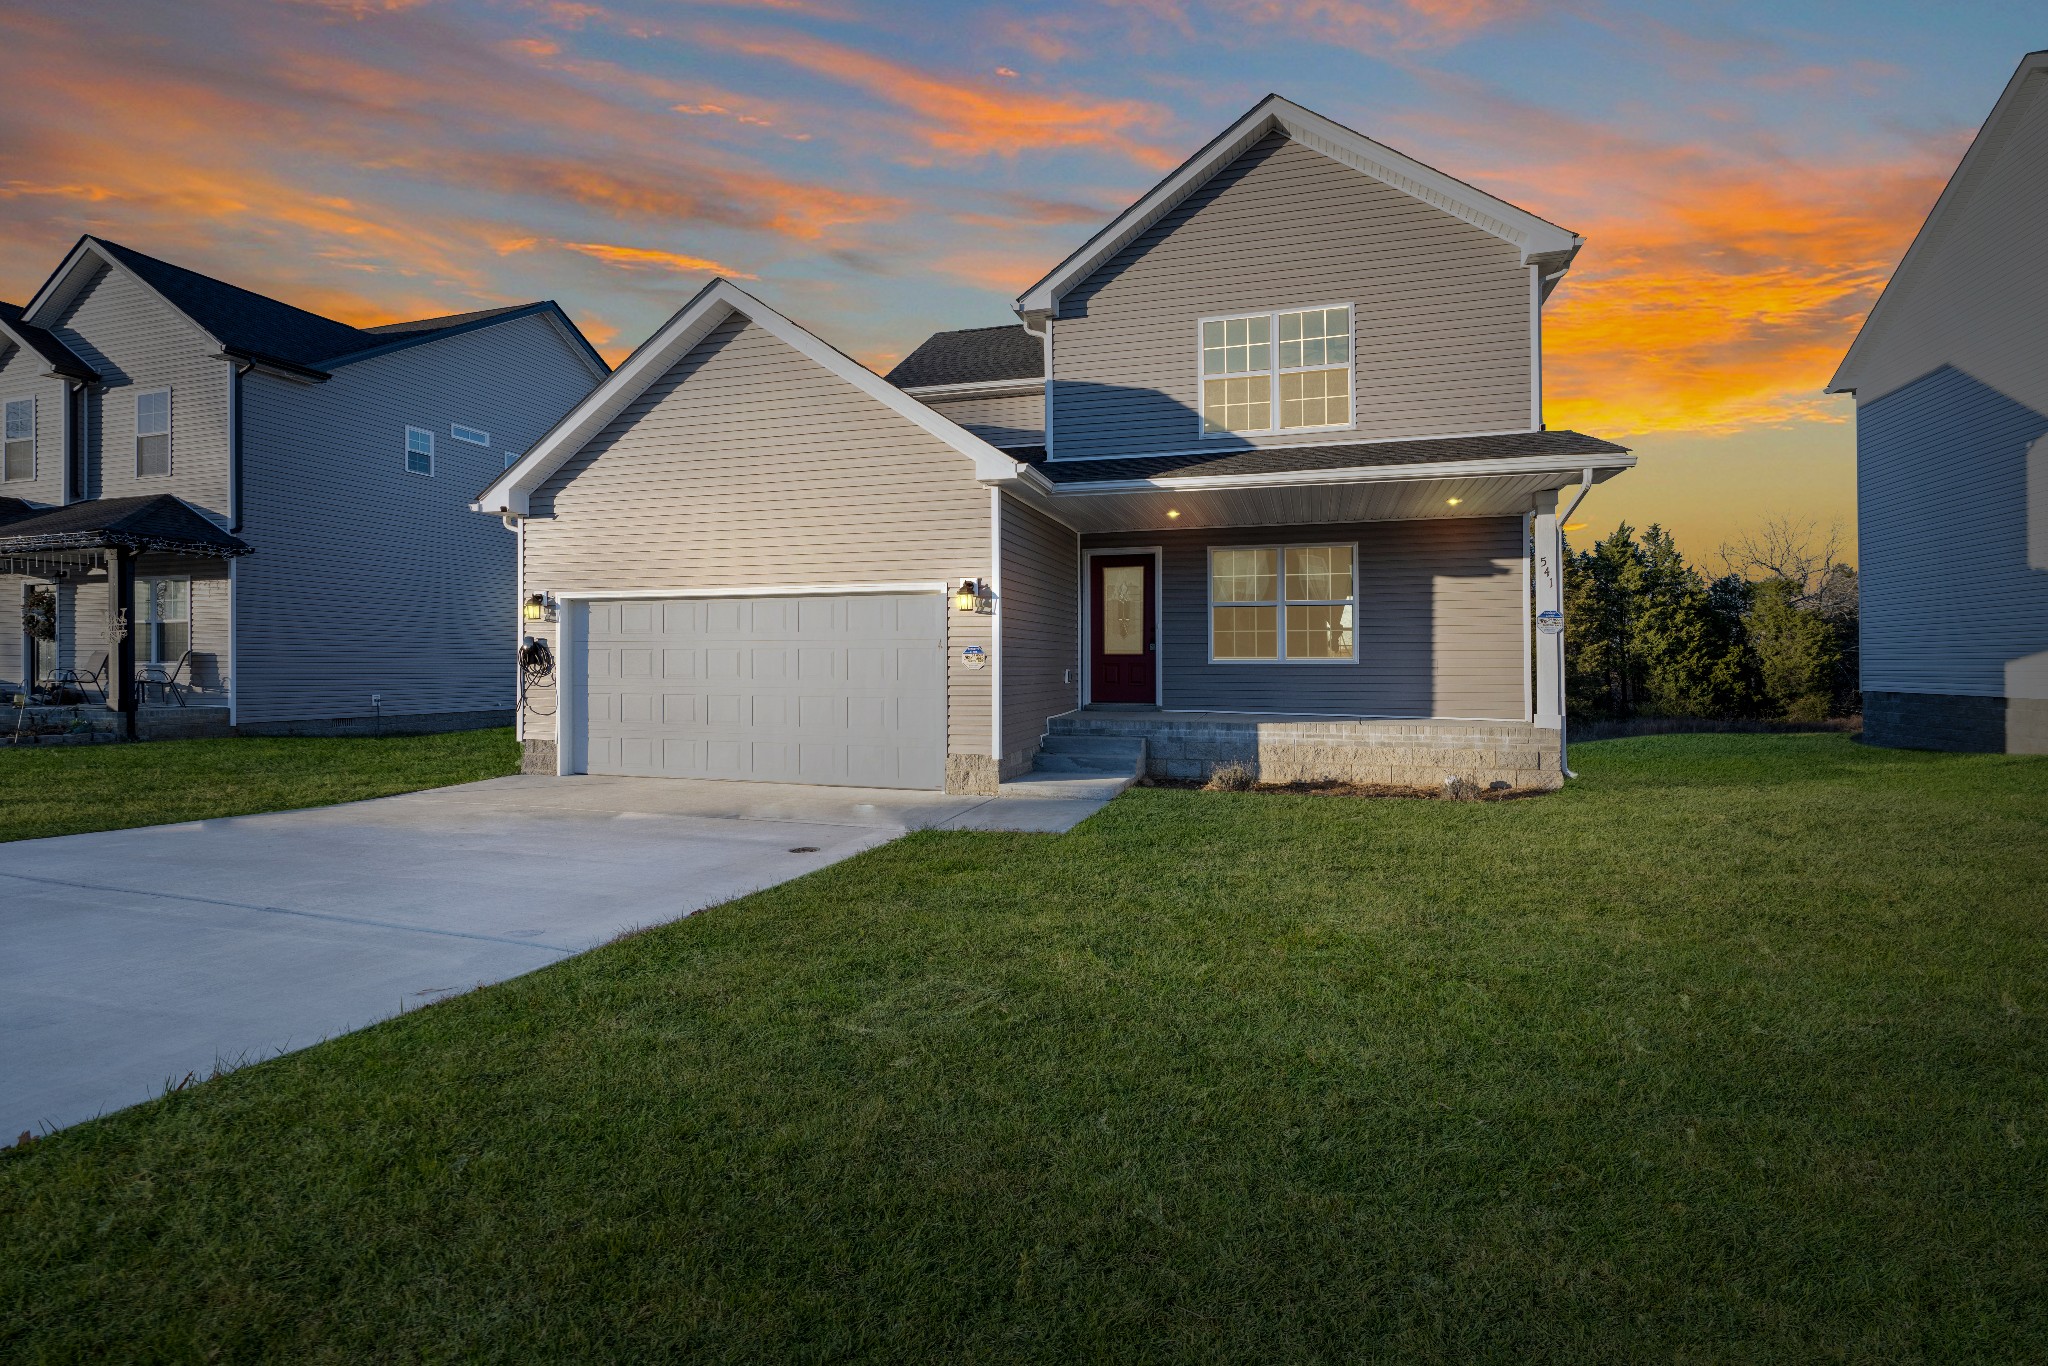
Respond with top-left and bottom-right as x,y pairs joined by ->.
0,772 -> 1124,1137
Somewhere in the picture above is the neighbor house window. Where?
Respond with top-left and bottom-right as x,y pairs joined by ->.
451,424 -> 490,447
3,397 -> 31,482
1208,544 -> 1357,662
138,576 -> 190,664
135,389 -> 171,477
1200,306 -> 1352,436
405,426 -> 434,476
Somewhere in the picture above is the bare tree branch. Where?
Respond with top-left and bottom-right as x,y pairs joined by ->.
1715,516 -> 1856,615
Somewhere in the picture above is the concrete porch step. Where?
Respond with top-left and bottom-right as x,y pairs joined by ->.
1031,733 -> 1147,778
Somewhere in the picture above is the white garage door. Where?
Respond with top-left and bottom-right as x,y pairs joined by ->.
578,594 -> 946,789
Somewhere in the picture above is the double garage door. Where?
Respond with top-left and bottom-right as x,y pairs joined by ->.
578,593 -> 946,789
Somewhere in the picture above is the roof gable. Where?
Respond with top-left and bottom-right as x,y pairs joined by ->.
1016,94 -> 1582,319
1830,51 -> 2048,396
476,280 -> 1021,516
0,300 -> 98,381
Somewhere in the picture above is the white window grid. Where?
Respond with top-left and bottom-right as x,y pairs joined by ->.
1205,542 -> 1360,664
405,425 -> 435,477
1195,304 -> 1355,439
3,396 -> 33,482
135,388 -> 172,478
451,424 -> 491,447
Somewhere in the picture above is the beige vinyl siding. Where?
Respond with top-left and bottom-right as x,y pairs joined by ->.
998,494 -> 1080,775
0,344 -> 66,505
1052,131 -> 1533,460
47,263 -> 230,517
920,390 -> 1044,448
525,314 -> 994,758
1081,516 -> 1526,720
237,312 -> 598,724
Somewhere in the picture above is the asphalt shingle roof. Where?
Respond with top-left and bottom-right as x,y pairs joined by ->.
0,495 -> 252,558
1015,429 -> 1630,484
0,300 -> 98,380
887,324 -> 1043,388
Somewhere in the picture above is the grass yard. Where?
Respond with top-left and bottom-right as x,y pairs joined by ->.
0,728 -> 520,842
3,734 -> 2045,1361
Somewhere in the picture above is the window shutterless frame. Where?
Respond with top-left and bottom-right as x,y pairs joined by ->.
404,425 -> 435,477
1204,542 -> 1360,664
1195,303 -> 1355,440
451,424 -> 490,447
134,387 -> 172,478
2,395 -> 33,482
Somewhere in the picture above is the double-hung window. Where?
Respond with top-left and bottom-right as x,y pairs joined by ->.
405,425 -> 435,476
1208,544 -> 1357,662
138,576 -> 190,664
1200,305 -> 1353,437
135,389 -> 171,477
3,397 -> 32,482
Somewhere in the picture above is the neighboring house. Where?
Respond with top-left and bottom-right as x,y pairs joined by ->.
0,236 -> 608,736
478,96 -> 1633,794
1828,51 -> 2048,756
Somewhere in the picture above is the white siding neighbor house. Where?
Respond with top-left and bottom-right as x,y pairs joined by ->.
479,95 -> 1634,794
1828,51 -> 2048,754
1,237 -> 608,737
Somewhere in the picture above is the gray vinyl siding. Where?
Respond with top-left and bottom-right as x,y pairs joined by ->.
1082,517 -> 1526,719
0,344 -> 66,505
998,494 -> 1079,774
236,312 -> 599,723
1857,366 -> 2048,698
47,263 -> 230,517
921,390 -> 1044,448
1051,132 -> 1533,460
524,314 -> 994,759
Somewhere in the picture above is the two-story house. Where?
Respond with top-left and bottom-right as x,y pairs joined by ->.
1,236 -> 608,737
1828,50 -> 2048,755
476,96 -> 1634,793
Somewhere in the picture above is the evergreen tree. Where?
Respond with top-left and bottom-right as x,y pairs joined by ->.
1746,577 -> 1843,721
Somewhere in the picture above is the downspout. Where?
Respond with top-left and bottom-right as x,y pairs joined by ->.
990,486 -> 1003,778
1554,467 -> 1596,778
229,359 -> 252,532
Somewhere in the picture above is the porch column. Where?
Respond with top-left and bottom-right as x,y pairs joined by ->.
106,546 -> 135,734
1532,495 -> 1564,731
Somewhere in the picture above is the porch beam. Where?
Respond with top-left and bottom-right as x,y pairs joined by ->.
107,546 -> 135,735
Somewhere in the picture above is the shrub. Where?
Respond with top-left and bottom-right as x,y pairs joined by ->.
1204,762 -> 1256,792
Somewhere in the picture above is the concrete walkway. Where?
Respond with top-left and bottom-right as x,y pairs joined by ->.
0,772 -> 1126,1137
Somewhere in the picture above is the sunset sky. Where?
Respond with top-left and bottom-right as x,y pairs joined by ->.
2,0 -> 2040,563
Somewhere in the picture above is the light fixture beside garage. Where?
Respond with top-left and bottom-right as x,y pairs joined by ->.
523,592 -> 556,623
953,579 -> 984,612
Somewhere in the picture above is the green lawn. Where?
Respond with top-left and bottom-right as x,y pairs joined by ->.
0,728 -> 520,842
4,734 -> 2045,1362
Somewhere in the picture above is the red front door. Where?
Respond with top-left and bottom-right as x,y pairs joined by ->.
1090,554 -> 1156,704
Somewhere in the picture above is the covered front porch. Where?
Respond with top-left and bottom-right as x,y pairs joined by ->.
1,495 -> 249,736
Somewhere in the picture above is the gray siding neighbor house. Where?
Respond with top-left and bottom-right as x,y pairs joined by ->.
480,95 -> 1633,794
1,236 -> 607,736
1828,51 -> 2048,755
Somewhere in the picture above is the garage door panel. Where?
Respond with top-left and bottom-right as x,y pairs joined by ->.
581,592 -> 946,790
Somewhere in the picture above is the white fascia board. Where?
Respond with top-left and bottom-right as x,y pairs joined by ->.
900,377 -> 1044,399
1014,94 -> 1584,317
1041,452 -> 1635,497
1830,50 -> 2048,394
23,238 -> 226,350
476,278 -> 1022,516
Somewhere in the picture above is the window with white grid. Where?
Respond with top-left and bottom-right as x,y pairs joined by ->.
3,397 -> 31,482
1208,544 -> 1357,662
1198,305 -> 1352,437
405,426 -> 434,477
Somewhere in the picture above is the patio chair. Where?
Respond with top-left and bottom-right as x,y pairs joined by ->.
50,651 -> 108,705
136,651 -> 193,707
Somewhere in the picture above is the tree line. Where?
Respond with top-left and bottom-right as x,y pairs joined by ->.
1564,518 -> 1859,722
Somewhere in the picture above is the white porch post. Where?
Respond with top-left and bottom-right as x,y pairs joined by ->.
1532,492 -> 1564,732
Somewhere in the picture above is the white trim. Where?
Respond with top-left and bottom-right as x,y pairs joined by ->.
1520,511 -> 1533,723
1048,426 -> 1544,465
513,517 -> 525,744
990,487 -> 1003,768
451,424 -> 491,447
133,387 -> 172,479
556,598 -> 584,776
476,279 -> 1021,516
403,424 -> 435,478
1080,546 -> 1164,707
899,377 -> 1042,400
1194,303 -> 1357,440
227,558 -> 238,726
1528,265 -> 1543,431
1016,95 -> 1582,316
1042,315 -> 1056,462
545,582 -> 950,602
1048,451 -> 1635,496
1,393 -> 34,484
1203,542 -> 1361,665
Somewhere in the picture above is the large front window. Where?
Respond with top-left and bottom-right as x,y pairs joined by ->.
1200,305 -> 1353,436
1208,544 -> 1357,662
138,576 -> 190,664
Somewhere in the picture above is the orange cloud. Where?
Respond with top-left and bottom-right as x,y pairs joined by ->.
699,30 -> 1179,168
1220,0 -> 1529,50
557,241 -> 758,279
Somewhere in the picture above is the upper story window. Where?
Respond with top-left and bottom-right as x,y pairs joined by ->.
135,389 -> 171,478
404,426 -> 435,477
451,424 -> 490,447
3,397 -> 32,482
1199,305 -> 1353,437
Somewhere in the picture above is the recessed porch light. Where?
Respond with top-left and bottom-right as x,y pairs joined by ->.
1445,497 -> 1462,506
1166,508 -> 1181,519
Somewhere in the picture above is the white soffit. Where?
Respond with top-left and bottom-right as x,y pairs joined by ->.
1014,94 -> 1584,317
476,278 -> 1023,515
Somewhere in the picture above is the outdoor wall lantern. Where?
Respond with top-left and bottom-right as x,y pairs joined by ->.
953,579 -> 983,613
523,592 -> 556,623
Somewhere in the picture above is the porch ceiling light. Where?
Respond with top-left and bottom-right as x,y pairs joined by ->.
1166,508 -> 1181,519
954,579 -> 981,612
1445,497 -> 1463,506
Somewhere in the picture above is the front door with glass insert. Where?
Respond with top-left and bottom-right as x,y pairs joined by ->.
1089,555 -> 1156,704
